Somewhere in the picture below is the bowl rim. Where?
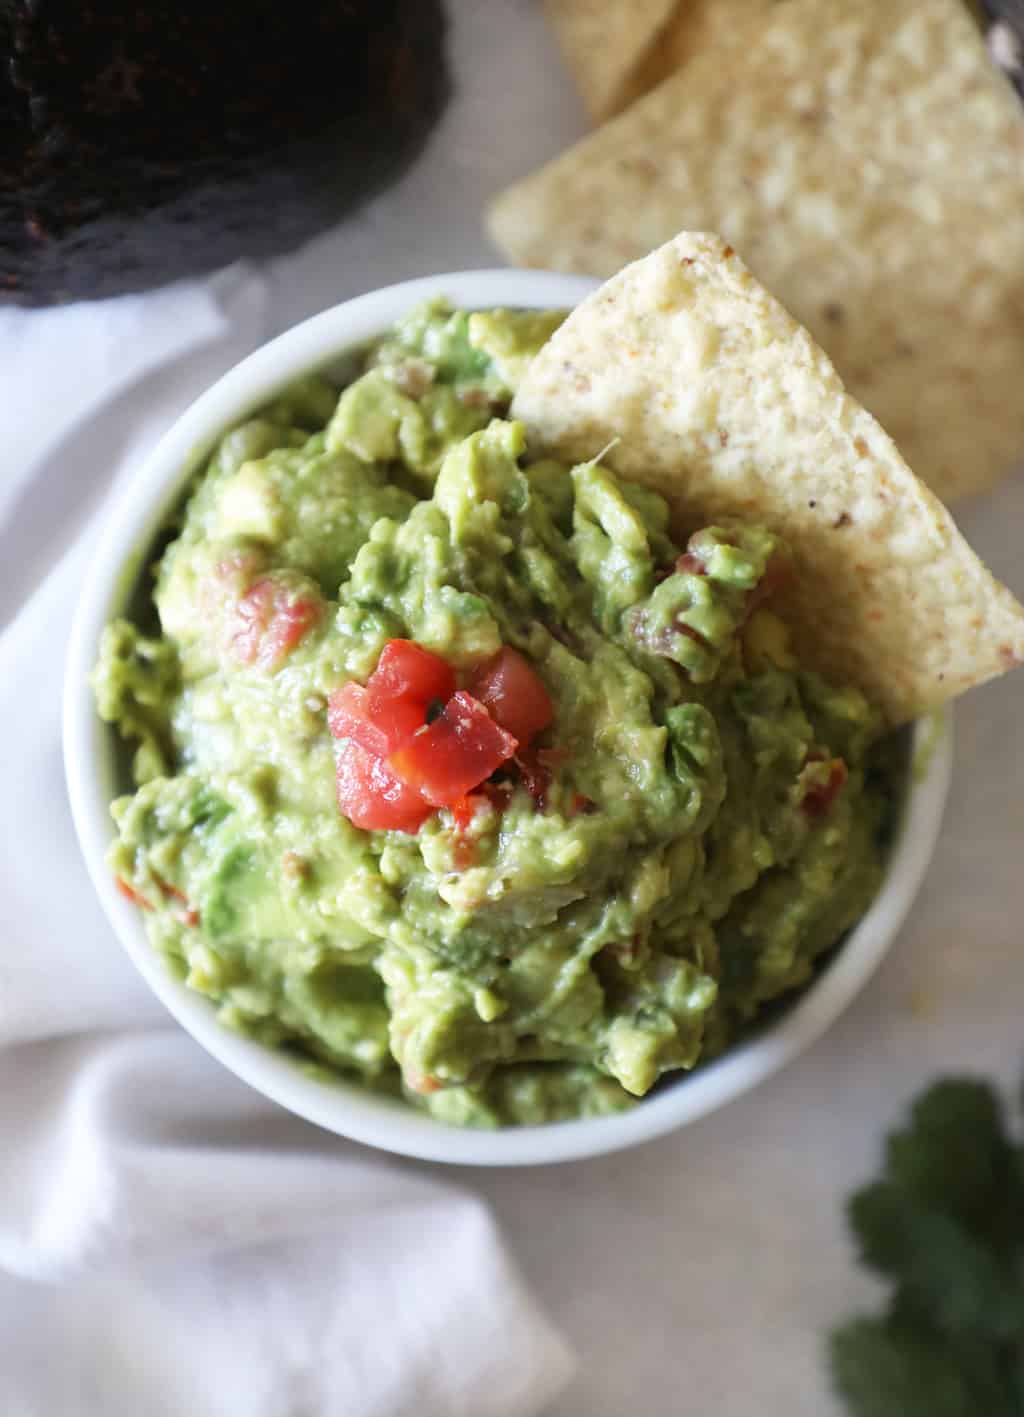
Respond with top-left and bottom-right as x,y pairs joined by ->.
63,267 -> 953,1167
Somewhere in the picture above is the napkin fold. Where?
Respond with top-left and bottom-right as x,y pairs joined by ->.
0,270 -> 575,1417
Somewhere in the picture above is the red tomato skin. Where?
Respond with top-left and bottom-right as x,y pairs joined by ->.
230,575 -> 323,670
115,876 -> 153,910
466,648 -> 554,745
450,793 -> 489,832
335,739 -> 433,834
327,682 -> 423,757
389,691 -> 518,807
367,694 -> 428,753
327,683 -> 377,746
513,749 -> 551,809
367,639 -> 456,707
801,757 -> 849,818
405,1071 -> 443,1096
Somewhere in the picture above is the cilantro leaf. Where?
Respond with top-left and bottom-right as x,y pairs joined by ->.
885,1080 -> 1020,1245
829,1076 -> 1024,1417
849,1181 -> 1024,1341
830,1317 -> 1016,1417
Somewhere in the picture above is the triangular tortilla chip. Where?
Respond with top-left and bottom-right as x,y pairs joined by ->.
543,0 -> 678,121
512,233 -> 1024,723
494,0 -> 1024,503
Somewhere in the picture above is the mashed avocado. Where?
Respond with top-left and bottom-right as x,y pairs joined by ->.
94,300 -> 900,1128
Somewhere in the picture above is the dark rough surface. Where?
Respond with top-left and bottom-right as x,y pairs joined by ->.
980,0 -> 1024,95
0,0 -> 449,306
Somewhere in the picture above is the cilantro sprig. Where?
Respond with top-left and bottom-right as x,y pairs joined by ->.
830,1078 -> 1024,1417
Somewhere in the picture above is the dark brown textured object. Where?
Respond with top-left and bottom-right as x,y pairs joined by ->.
0,0 -> 449,306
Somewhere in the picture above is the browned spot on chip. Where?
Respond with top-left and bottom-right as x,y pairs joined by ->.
719,429 -> 729,447
854,437 -> 869,456
622,156 -> 658,181
834,512 -> 852,528
722,245 -> 735,258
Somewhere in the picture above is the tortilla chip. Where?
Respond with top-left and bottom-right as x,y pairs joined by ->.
604,0 -> 768,117
492,0 -> 1024,503
543,0 -> 678,121
512,233 -> 1024,723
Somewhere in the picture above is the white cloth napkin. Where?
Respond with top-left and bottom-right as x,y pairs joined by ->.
0,270 -> 575,1416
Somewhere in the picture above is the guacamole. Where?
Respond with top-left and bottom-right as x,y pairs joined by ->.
94,300 -> 900,1128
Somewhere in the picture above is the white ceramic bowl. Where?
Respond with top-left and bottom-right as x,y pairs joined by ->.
64,269 -> 952,1166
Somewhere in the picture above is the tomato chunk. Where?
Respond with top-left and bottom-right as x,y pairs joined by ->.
801,756 -> 848,818
405,1071 -> 443,1096
327,682 -> 423,757
367,639 -> 455,709
231,575 -> 323,670
466,648 -> 553,745
115,876 -> 153,911
335,738 -> 433,834
389,691 -> 518,807
513,749 -> 552,809
450,793 -> 488,832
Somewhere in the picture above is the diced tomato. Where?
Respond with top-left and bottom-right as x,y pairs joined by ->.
405,1071 -> 443,1096
389,691 -> 518,807
231,575 -> 323,670
801,757 -> 848,818
466,648 -> 554,745
569,792 -> 596,817
327,682 -> 423,757
327,682 -> 376,746
115,876 -> 153,911
367,692 -> 430,753
450,794 -> 487,832
514,749 -> 552,809
153,874 -> 188,905
335,738 -> 433,834
447,804 -> 484,867
152,876 -> 200,927
481,780 -> 515,813
673,620 -> 711,650
366,639 -> 455,709
537,746 -> 569,770
675,550 -> 708,577
452,832 -> 479,872
201,549 -> 265,612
